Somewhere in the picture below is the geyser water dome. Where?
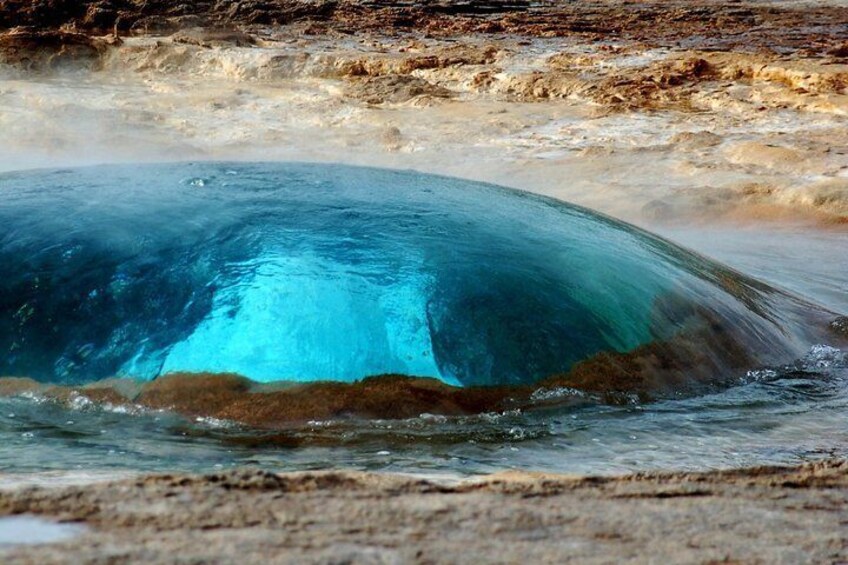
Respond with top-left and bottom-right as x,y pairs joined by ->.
0,163 -> 838,391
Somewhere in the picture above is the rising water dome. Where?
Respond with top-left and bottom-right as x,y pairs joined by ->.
0,163 -> 836,390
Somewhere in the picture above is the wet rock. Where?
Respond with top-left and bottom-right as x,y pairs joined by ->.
0,29 -> 110,70
50,372 -> 512,427
210,0 -> 338,26
380,126 -> 404,150
724,141 -> 803,167
136,373 -> 254,416
171,27 -> 257,48
130,15 -> 209,35
542,307 -> 755,402
792,179 -> 848,222
832,317 -> 848,339
372,0 -> 532,17
0,376 -> 42,396
671,131 -> 723,150
829,43 -> 848,59
400,44 -> 500,71
0,0 -> 843,57
346,74 -> 454,104
80,0 -> 123,32
590,56 -> 714,109
45,384 -> 129,406
0,0 -> 87,30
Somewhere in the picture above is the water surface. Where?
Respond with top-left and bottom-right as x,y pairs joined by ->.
0,516 -> 86,546
0,163 -> 845,478
0,162 -> 834,389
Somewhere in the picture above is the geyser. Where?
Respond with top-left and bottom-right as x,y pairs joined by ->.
0,163 -> 837,390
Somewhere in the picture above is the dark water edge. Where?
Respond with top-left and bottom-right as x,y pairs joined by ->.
0,343 -> 846,477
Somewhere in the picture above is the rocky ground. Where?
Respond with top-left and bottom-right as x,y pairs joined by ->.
0,0 -> 845,51
0,0 -> 846,226
0,460 -> 847,563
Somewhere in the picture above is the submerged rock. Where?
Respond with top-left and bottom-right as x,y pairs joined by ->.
0,163 -> 839,394
832,317 -> 848,338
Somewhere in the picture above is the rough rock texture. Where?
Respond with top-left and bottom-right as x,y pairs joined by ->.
0,0 -> 846,56
0,29 -> 114,69
1,461 -> 847,563
0,373 -> 566,431
345,73 -> 455,104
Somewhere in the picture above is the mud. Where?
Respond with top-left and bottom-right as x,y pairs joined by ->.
0,460 -> 846,563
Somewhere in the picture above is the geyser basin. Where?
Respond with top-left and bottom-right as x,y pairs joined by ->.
0,163 -> 837,392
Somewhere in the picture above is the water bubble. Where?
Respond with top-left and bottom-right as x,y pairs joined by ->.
745,368 -> 778,382
68,394 -> 92,410
530,386 -> 587,402
801,344 -> 846,370
0,163 -> 835,395
508,427 -> 526,440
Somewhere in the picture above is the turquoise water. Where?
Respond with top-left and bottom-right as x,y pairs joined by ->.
0,163 -> 834,388
0,163 -> 845,478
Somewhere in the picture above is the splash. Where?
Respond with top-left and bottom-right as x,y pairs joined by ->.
0,163 -> 838,390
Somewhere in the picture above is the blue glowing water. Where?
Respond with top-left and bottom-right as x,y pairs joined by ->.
0,163 -> 835,387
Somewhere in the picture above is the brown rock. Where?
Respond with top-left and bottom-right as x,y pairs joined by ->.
0,29 -> 109,70
0,377 -> 42,396
346,74 -> 454,104
670,131 -> 723,150
170,27 -> 257,48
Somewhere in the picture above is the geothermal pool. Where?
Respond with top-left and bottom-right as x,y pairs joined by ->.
0,162 -> 846,477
